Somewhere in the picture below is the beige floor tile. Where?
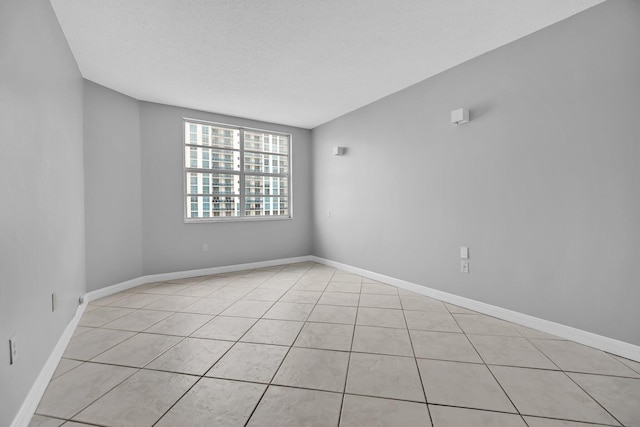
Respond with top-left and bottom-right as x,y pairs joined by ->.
523,417 -> 615,427
569,372 -> 640,426
51,358 -> 83,380
136,282 -> 191,295
107,292 -> 165,309
280,290 -> 323,304
429,406 -> 527,427
190,316 -> 256,341
356,307 -> 406,329
59,422 -> 94,426
143,312 -> 212,336
530,339 -> 639,377
613,355 -> 640,375
240,319 -> 304,345
173,284 -> 218,297
352,325 -> 414,356
144,295 -> 200,312
70,326 -> 93,338
467,335 -> 558,369
246,386 -> 342,427
155,378 -> 266,427
325,282 -> 362,293
404,310 -> 461,333
258,278 -> 297,289
510,324 -> 564,340
340,394 -> 430,427
211,286 -> 254,300
360,282 -> 399,295
318,292 -> 360,307
206,342 -> 288,383
73,370 -> 196,427
263,301 -> 315,321
294,322 -> 354,351
308,305 -> 357,324
243,288 -> 286,302
444,303 -> 478,314
182,297 -> 235,315
359,294 -> 402,309
418,359 -> 516,412
220,299 -> 274,318
101,309 -> 172,332
273,347 -> 349,392
63,328 -> 135,361
78,306 -> 135,327
36,362 -> 136,419
400,295 -> 448,312
89,292 -> 130,306
410,330 -> 482,363
453,314 -> 522,336
28,415 -> 64,427
490,366 -> 619,425
331,273 -> 363,283
346,353 -> 425,402
292,281 -> 329,291
145,337 -> 232,375
91,333 -> 181,368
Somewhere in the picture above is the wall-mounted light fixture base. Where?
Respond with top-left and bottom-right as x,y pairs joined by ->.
451,108 -> 470,125
332,146 -> 345,156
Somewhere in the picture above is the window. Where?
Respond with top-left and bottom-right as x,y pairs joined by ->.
184,119 -> 291,221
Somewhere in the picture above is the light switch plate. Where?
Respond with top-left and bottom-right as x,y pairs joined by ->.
461,260 -> 469,273
460,247 -> 469,259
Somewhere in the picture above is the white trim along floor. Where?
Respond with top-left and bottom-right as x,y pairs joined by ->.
17,258 -> 640,426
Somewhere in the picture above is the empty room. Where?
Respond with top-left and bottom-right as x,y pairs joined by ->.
1,0 -> 639,426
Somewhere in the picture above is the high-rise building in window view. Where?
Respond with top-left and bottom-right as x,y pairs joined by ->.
184,121 -> 290,220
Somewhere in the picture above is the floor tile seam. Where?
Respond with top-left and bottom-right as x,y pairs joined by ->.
339,285 -> 362,426
98,310 -> 178,333
66,328 -> 141,362
48,366 -> 142,424
448,312 -> 524,418
150,374 -> 207,427
399,303 -> 434,426
607,353 -> 640,375
519,414 -> 623,427
242,262 -> 320,427
561,370 -> 626,426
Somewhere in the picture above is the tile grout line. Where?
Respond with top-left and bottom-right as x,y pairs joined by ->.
399,294 -> 435,427
337,273 -> 361,427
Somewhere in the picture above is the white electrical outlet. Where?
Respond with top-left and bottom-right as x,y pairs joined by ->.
461,260 -> 470,274
52,293 -> 57,312
460,246 -> 469,259
203,243 -> 208,252
327,209 -> 332,218
9,336 -> 17,365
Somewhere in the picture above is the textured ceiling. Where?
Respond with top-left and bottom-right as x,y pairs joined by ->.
51,0 -> 604,129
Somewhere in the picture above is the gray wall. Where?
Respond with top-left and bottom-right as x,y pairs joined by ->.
312,0 -> 640,346
83,81 -> 142,292
0,0 -> 85,425
140,102 -> 313,275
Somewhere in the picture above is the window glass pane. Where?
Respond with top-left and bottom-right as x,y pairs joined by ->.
245,196 -> 288,217
245,175 -> 288,197
185,146 -> 240,171
244,153 -> 288,174
186,173 -> 239,196
185,122 -> 239,149
244,131 -> 289,154
187,196 -> 240,218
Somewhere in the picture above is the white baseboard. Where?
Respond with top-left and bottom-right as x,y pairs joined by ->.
18,251 -> 637,427
310,256 -> 640,362
11,302 -> 87,427
86,255 -> 314,303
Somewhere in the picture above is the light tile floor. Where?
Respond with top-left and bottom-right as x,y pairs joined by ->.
31,262 -> 640,427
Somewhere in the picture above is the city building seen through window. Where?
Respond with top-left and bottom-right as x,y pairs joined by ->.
184,120 -> 291,221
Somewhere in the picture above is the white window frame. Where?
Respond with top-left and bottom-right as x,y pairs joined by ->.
183,118 -> 293,223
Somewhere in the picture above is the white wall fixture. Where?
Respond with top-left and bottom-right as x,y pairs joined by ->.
451,107 -> 470,125
333,146 -> 345,156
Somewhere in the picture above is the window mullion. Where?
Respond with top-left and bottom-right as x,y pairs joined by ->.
239,129 -> 246,217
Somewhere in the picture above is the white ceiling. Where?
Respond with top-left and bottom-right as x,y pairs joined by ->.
51,0 -> 604,129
